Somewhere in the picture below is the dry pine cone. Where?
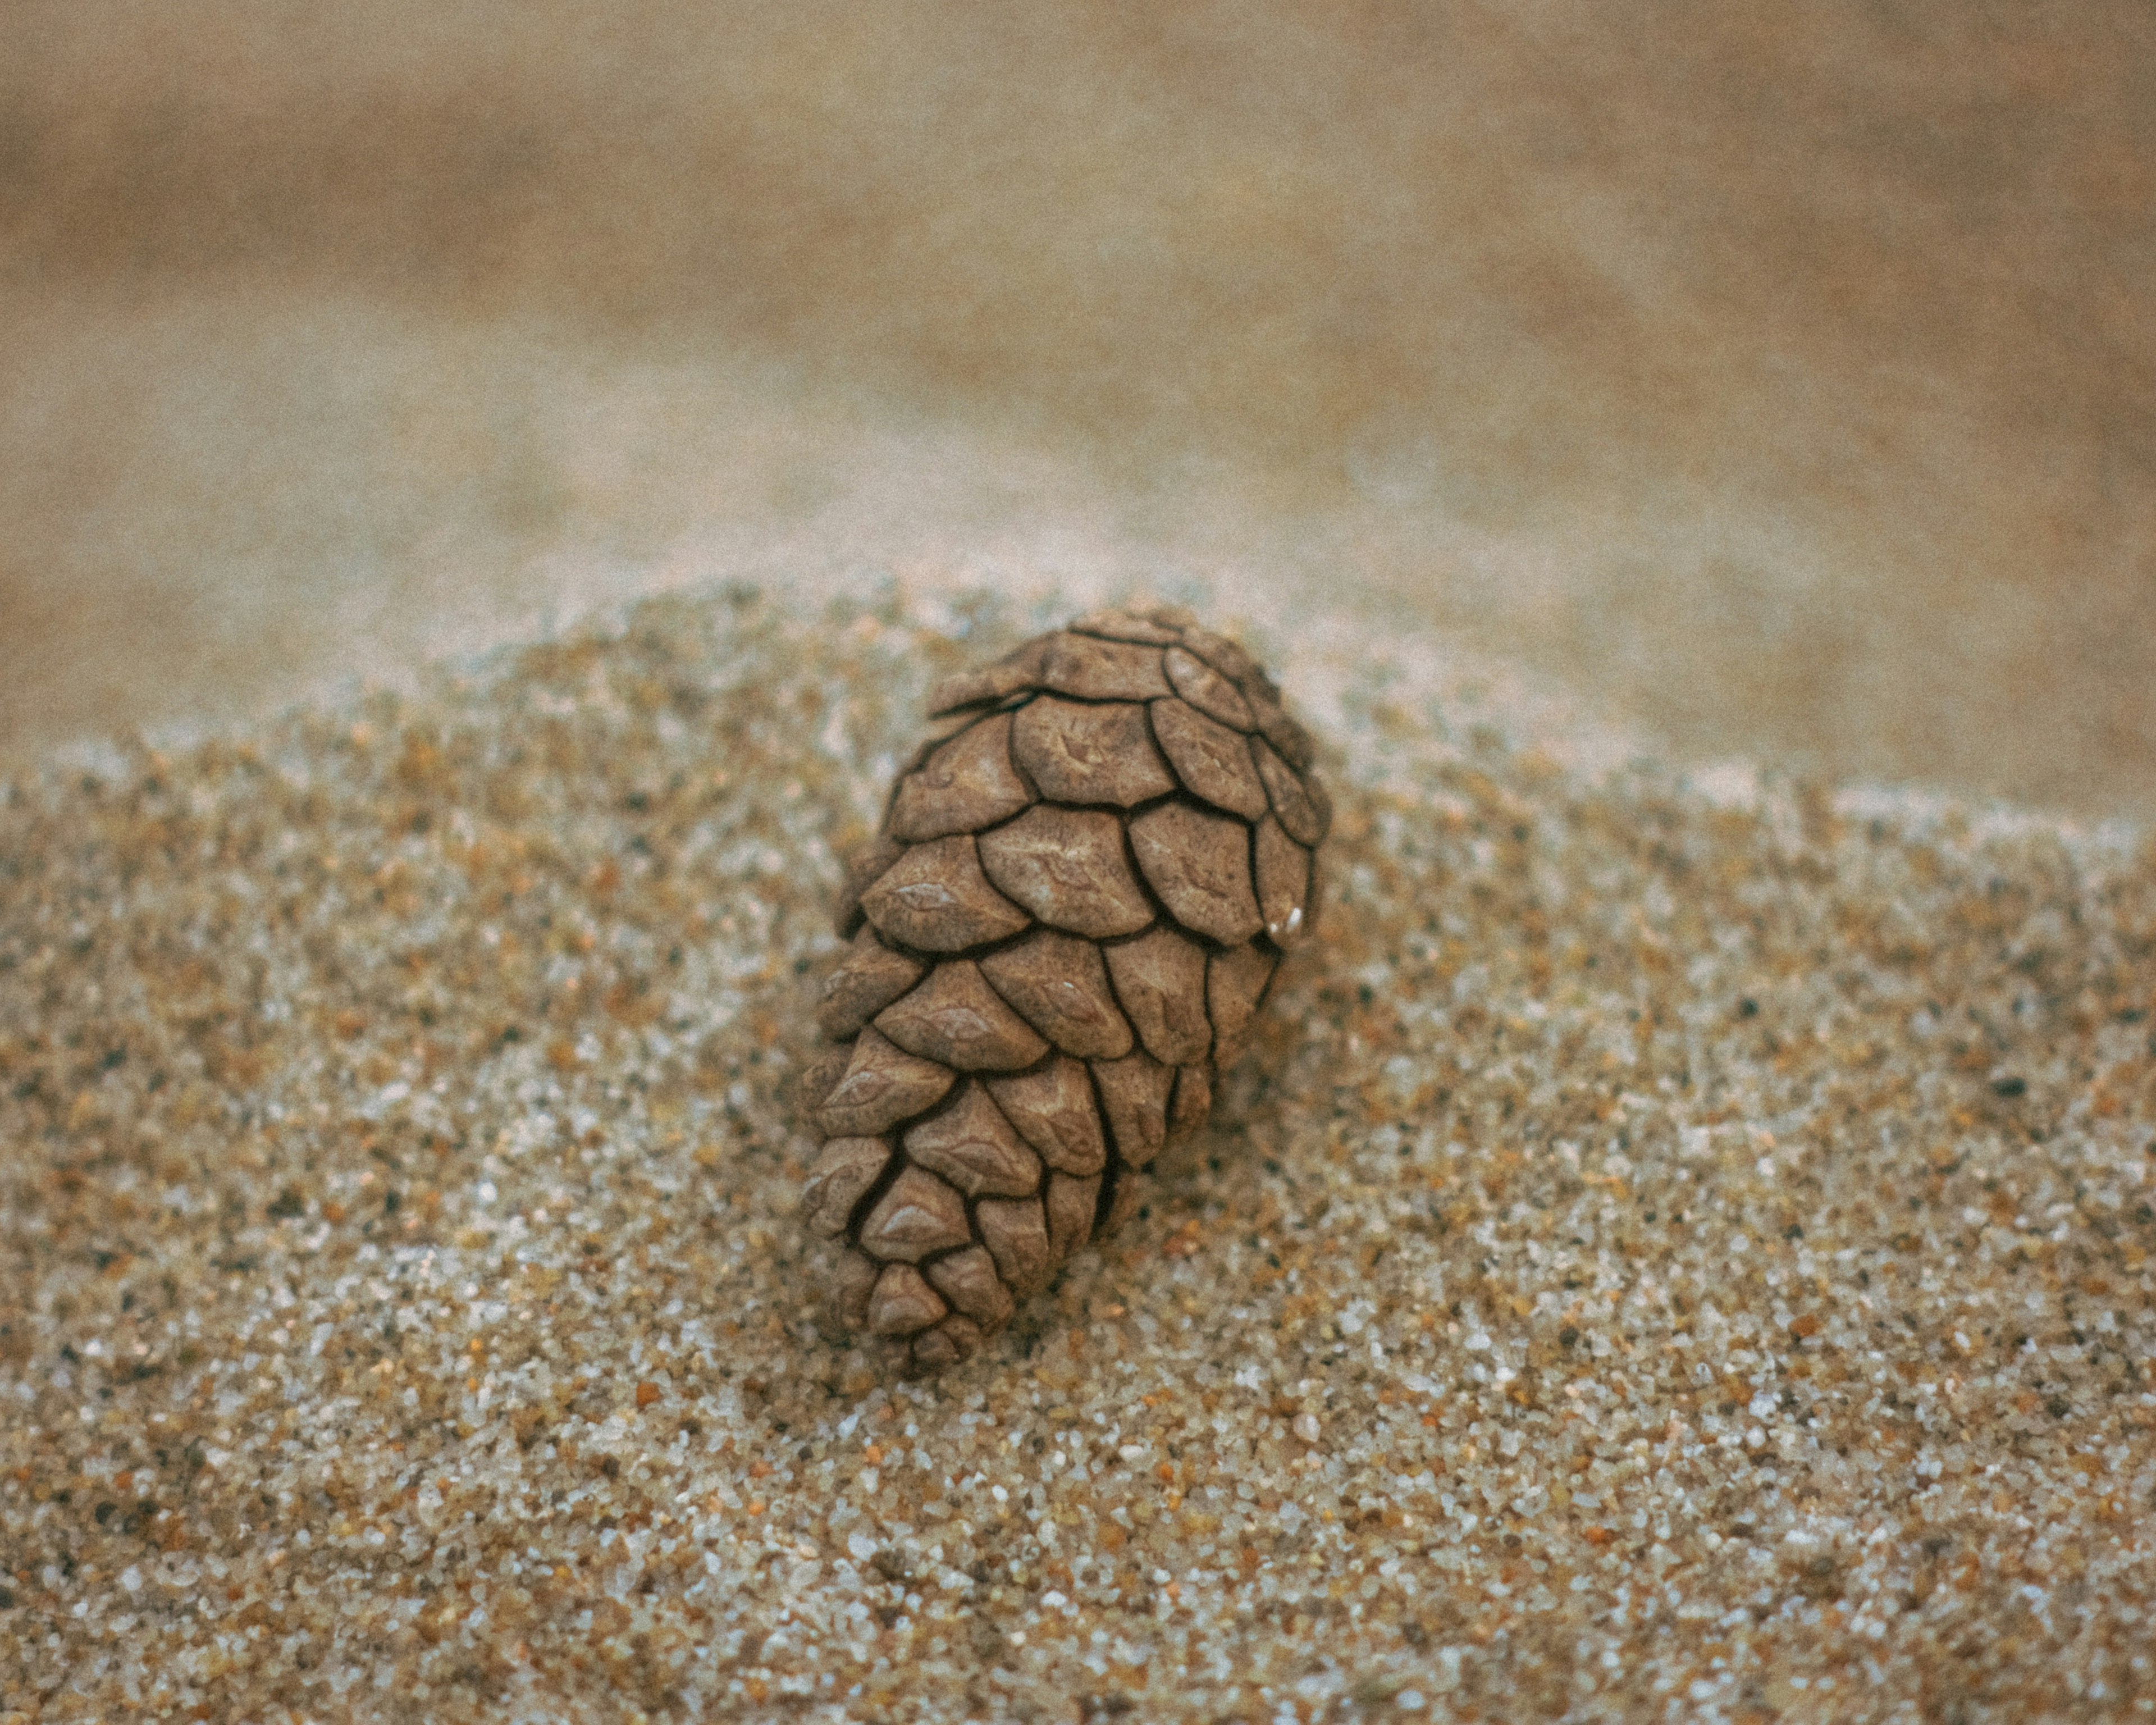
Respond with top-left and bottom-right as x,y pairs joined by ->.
798,605 -> 1330,1373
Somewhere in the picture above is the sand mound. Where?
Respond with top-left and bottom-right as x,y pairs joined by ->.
3,586 -> 2152,1721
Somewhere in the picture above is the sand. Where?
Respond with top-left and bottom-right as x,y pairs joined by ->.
7,1 -> 2156,819
3,582 -> 2153,1722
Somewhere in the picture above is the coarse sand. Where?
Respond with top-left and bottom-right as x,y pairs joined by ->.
3,583 -> 2154,1723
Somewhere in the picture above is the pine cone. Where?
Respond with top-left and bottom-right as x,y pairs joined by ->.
799,605 -> 1330,1373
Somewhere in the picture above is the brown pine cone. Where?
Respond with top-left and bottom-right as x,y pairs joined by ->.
799,605 -> 1329,1373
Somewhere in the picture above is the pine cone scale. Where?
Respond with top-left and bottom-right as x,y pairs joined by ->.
866,1263 -> 947,1335
1070,605 -> 1191,646
926,637 -> 1050,717
928,1246 -> 1017,1327
1128,801 -> 1266,946
1252,737 -> 1326,842
1102,926 -> 1213,1066
902,1083 -> 1041,1199
1040,632 -> 1176,701
816,1026 -> 954,1137
976,1196 -> 1053,1296
1161,645 -> 1255,728
1093,1048 -> 1175,1164
1149,697 -> 1272,820
984,1056 -> 1108,1175
977,930 -> 1136,1059
1253,815 -> 1314,946
859,1166 -> 972,1262
1012,697 -> 1178,806
814,930 -> 926,1041
886,711 -> 1032,842
870,959 -> 1049,1071
860,834 -> 1032,951
799,1137 -> 893,1238
976,806 -> 1154,938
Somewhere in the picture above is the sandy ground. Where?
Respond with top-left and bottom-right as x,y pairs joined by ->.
4,6 -> 2156,1722
3,587 -> 2155,1723
2,1 -> 2153,814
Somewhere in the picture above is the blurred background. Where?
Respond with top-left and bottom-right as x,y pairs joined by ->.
3,1 -> 2151,815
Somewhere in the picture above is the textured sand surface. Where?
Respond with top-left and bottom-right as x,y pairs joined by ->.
4,586 -> 2154,1722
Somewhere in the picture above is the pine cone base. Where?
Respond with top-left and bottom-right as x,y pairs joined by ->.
801,606 -> 1330,1373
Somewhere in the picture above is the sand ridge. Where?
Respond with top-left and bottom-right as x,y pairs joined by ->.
2,586 -> 2154,1722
